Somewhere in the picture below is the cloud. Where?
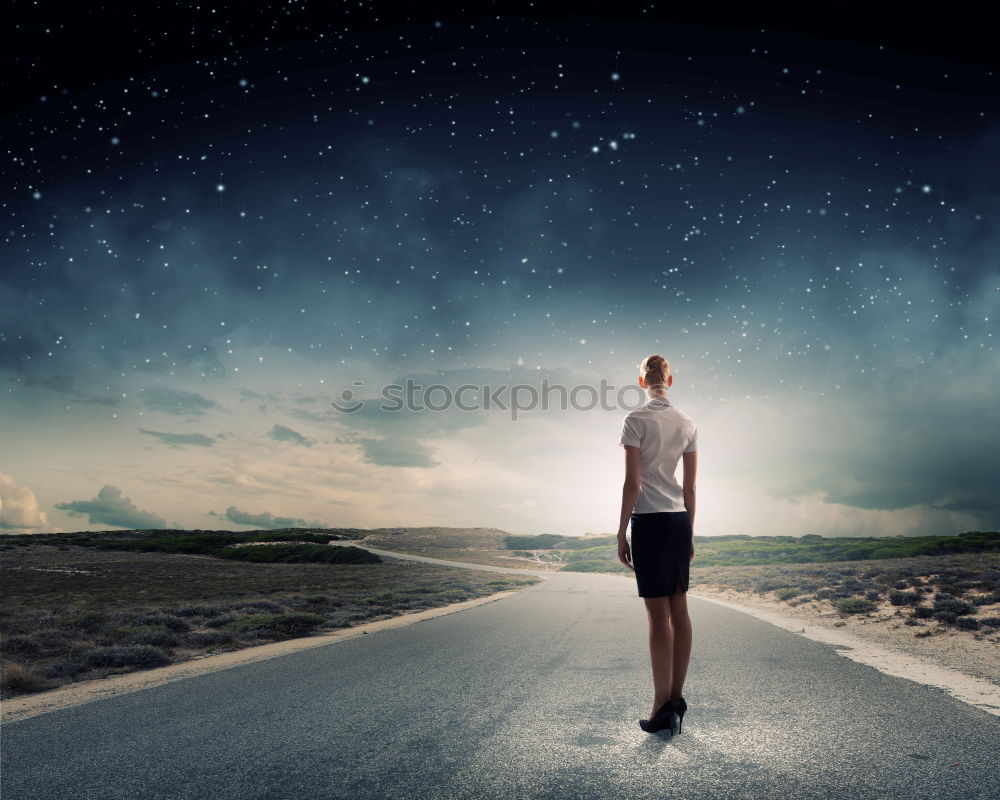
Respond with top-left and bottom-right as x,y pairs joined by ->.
139,428 -> 216,448
139,385 -> 221,416
267,423 -> 315,447
703,367 -> 1000,532
354,436 -> 438,467
930,499 -> 999,513
814,380 -> 999,528
0,473 -> 52,532
54,484 -> 167,529
217,505 -> 326,529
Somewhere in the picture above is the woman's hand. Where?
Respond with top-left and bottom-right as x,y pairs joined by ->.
618,537 -> 635,571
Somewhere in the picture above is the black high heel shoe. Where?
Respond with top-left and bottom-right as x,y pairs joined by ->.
674,696 -> 687,734
639,698 -> 677,733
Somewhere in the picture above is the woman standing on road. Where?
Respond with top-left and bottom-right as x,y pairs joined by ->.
616,354 -> 697,735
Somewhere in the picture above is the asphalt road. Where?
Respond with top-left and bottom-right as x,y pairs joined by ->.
3,547 -> 999,800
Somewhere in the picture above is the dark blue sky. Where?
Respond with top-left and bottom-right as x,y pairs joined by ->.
2,3 -> 997,536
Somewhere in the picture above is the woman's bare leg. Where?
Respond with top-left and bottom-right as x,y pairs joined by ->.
667,590 -> 692,698
643,596 -> 673,718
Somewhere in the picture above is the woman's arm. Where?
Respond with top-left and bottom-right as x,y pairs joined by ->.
617,445 -> 642,539
682,450 -> 697,559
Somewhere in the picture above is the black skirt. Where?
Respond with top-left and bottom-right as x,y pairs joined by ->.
630,510 -> 692,598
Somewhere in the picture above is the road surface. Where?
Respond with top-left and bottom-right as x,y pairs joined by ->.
3,546 -> 998,799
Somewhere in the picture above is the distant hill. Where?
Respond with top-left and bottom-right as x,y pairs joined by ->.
356,527 -> 514,550
7,527 -> 998,570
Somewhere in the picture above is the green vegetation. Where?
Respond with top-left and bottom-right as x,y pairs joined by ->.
562,559 -> 632,573
504,534 -> 567,550
219,543 -> 378,564
527,530 -> 1000,572
84,531 -> 381,565
686,530 -> 999,566
504,534 -> 615,551
834,597 -> 878,614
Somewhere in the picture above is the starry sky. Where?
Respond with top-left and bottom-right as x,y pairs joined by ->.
2,3 -> 997,538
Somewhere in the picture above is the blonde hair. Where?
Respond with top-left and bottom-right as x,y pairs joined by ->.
640,354 -> 670,393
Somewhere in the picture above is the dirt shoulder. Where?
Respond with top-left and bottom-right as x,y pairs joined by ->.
691,585 -> 1000,684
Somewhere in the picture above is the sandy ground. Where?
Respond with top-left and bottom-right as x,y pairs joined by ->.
0,589 -> 522,724
690,586 -> 1000,716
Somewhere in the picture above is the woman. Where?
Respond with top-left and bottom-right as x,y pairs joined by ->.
616,354 -> 697,735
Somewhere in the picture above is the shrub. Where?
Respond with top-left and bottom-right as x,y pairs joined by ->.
205,613 -> 240,629
834,597 -> 877,615
754,579 -> 790,593
429,589 -> 473,604
954,616 -> 980,631
865,590 -> 882,602
223,612 -> 327,636
978,617 -> 1000,628
2,634 -> 41,655
184,631 -> 237,647
35,628 -> 76,647
0,661 -> 48,693
889,590 -> 921,606
168,604 -> 224,618
37,659 -> 88,679
933,596 -> 975,616
774,588 -> 800,601
893,580 -> 909,590
136,613 -> 191,633
933,611 -> 957,624
83,644 -> 171,669
912,606 -> 934,619
61,611 -> 109,634
219,543 -> 381,565
124,627 -> 181,648
324,611 -> 359,629
366,593 -> 402,607
237,600 -> 286,614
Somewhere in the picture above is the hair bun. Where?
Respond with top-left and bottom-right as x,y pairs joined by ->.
639,354 -> 670,386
